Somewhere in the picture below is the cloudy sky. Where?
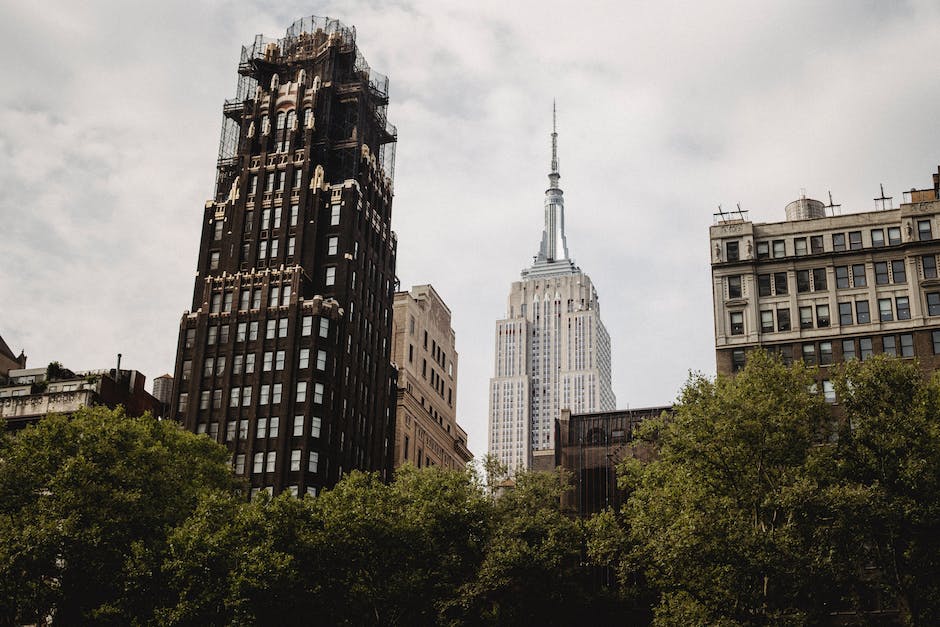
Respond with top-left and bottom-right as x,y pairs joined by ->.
2,0 -> 939,456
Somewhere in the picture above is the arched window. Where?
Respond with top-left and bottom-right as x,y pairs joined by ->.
303,107 -> 313,129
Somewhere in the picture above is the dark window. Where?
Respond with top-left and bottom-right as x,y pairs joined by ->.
802,344 -> 816,366
772,240 -> 786,258
780,346 -> 793,366
928,292 -> 940,316
185,329 -> 195,349
731,349 -> 746,372
835,266 -> 849,289
839,302 -> 853,325
860,338 -> 873,360
758,274 -> 772,297
728,276 -> 742,299
726,241 -> 739,261
856,300 -> 871,324
892,260 -> 906,284
901,334 -> 914,357
852,264 -> 867,287
849,231 -> 863,250
799,306 -> 813,329
812,268 -> 828,291
924,255 -> 937,279
832,233 -> 846,251
888,226 -> 902,246
816,304 -> 830,327
794,238 -> 807,256
757,242 -> 769,259
875,262 -> 890,285
842,339 -> 856,361
819,341 -> 833,365
878,298 -> 893,322
918,219 -> 933,241
883,336 -> 897,356
797,270 -> 811,293
774,272 -> 788,295
730,312 -> 744,335
896,296 -> 911,320
777,308 -> 791,331
810,236 -> 824,254
871,229 -> 885,248
760,310 -> 774,333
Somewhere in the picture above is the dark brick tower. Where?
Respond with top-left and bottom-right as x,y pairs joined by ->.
170,16 -> 398,497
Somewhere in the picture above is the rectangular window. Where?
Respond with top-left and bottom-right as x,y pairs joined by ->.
758,274 -> 772,297
774,272 -> 788,295
871,229 -> 885,248
802,344 -> 816,366
200,390 -> 210,410
275,350 -> 285,370
772,240 -> 785,258
843,339 -> 856,361
823,380 -> 836,404
269,285 -> 280,306
832,233 -> 846,251
252,289 -> 262,309
860,338 -> 873,360
216,356 -> 226,375
234,454 -> 245,474
230,387 -> 240,408
852,264 -> 867,287
269,417 -> 279,438
249,174 -> 258,195
819,341 -> 833,365
287,237 -> 295,257
210,294 -> 221,314
273,206 -> 282,228
296,382 -> 307,403
239,419 -> 248,438
266,451 -> 276,472
797,270 -> 811,293
896,296 -> 911,320
835,266 -> 849,289
266,320 -> 276,339
278,318 -> 288,338
263,351 -> 273,372
848,231 -> 862,250
292,415 -> 304,437
726,241 -> 740,261
209,251 -> 220,270
310,416 -> 321,438
245,353 -> 255,373
918,219 -> 932,241
185,329 -> 196,349
777,308 -> 791,331
242,386 -> 252,406
272,384 -> 282,405
203,357 -> 214,378
928,292 -> 940,316
757,242 -> 770,259
319,318 -> 329,338
213,389 -> 222,409
794,238 -> 807,256
892,260 -> 906,284
924,255 -> 938,279
728,275 -> 742,299
816,304 -> 830,327
799,306 -> 813,329
759,310 -> 773,333
883,335 -> 897,356
839,302 -> 853,326
330,204 -> 340,225
309,451 -> 319,473
257,417 -> 268,439
290,205 -> 298,226
253,452 -> 264,474
810,235 -> 824,254
875,262 -> 889,285
260,384 -> 270,406
812,268 -> 827,291
314,383 -> 324,404
316,350 -> 327,370
326,267 -> 335,286
291,450 -> 302,472
299,348 -> 310,369
328,236 -> 339,256
731,349 -> 746,372
182,360 -> 192,380
888,226 -> 902,246
237,322 -> 247,342
856,300 -> 871,324
257,241 -> 267,261
901,333 -> 914,357
302,316 -> 313,336
878,298 -> 893,322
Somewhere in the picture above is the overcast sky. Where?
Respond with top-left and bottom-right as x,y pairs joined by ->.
2,0 -> 939,456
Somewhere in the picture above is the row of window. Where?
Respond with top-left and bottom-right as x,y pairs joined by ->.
725,222 -> 933,261
731,333 -> 917,371
239,449 -> 319,474
732,296 -> 913,335
178,381 -> 325,412
183,316 -> 329,352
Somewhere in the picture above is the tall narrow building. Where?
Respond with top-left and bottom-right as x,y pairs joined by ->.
170,16 -> 399,497
488,109 -> 616,473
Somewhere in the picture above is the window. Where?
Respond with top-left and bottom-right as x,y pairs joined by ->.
235,322 -> 246,342
240,290 -> 250,311
794,238 -> 807,256
878,298 -> 893,322
823,380 -> 836,404
252,289 -> 262,309
799,306 -> 813,329
726,241 -> 740,261
816,304 -> 830,327
210,251 -> 220,270
797,270 -> 811,293
760,310 -> 774,333
856,300 -> 871,324
812,268 -> 827,291
832,233 -> 846,251
929,292 -> 940,316
182,360 -> 192,381
257,417 -> 268,438
269,238 -> 279,259
883,336 -> 897,356
896,296 -> 911,320
888,226 -> 902,246
265,172 -> 275,193
269,285 -> 280,306
266,319 -> 276,339
330,204 -> 340,226
891,260 -> 906,284
302,316 -> 313,336
185,329 -> 196,349
758,274 -> 772,297
875,262 -> 889,285
860,338 -> 873,360
273,206 -> 282,229
287,237 -> 295,257
210,294 -> 222,314
266,451 -> 276,472
772,240 -> 785,258
257,240 -> 268,261
269,417 -> 279,438
234,454 -> 245,474
848,231 -> 862,250
731,349 -> 746,372
292,415 -> 305,437
309,451 -> 319,473
290,205 -> 298,226
261,209 -> 271,230
296,382 -> 307,403
901,334 -> 914,357
328,236 -> 339,256
299,349 -> 310,369
852,264 -> 867,287
178,392 -> 189,413
291,450 -> 302,471
245,353 -> 255,373
757,242 -> 770,259
310,416 -> 321,438
276,350 -> 285,370
249,174 -> 258,195
810,235 -> 824,254
229,387 -> 240,408
253,452 -> 264,474
774,272 -> 788,295
260,385 -> 270,406
313,383 -> 324,404
239,419 -> 248,438
272,384 -> 282,405
242,386 -> 252,405
249,321 -> 259,340
924,255 -> 937,279
819,341 -> 833,365
275,171 -> 285,192
319,318 -> 329,338
728,276 -> 742,299
871,229 -> 885,247
325,267 -> 335,286
316,350 -> 327,370
835,266 -> 849,289
244,211 -> 254,235
843,339 -> 856,361
263,351 -> 273,372
278,318 -> 288,338
213,389 -> 222,408
203,357 -> 215,378
918,219 -> 932,241
777,308 -> 791,331
802,344 -> 816,366
839,302 -> 853,325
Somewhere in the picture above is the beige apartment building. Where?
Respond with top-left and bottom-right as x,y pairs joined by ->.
710,166 -> 940,389
391,285 -> 472,469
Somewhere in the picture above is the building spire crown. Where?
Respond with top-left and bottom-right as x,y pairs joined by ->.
534,101 -> 570,267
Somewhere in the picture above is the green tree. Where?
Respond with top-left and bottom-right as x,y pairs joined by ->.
624,350 -> 831,625
0,406 -> 239,625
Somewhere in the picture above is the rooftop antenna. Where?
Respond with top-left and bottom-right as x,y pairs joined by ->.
824,190 -> 841,216
875,183 -> 893,211
734,202 -> 749,220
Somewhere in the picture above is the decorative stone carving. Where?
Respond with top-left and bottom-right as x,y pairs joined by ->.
228,175 -> 240,203
247,121 -> 255,138
312,164 -> 324,190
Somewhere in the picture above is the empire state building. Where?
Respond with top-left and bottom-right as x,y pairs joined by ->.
488,108 -> 616,473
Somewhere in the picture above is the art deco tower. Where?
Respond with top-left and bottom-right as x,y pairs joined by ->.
170,17 -> 398,497
488,108 -> 616,473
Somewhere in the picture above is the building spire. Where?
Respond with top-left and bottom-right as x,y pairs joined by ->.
534,101 -> 570,265
550,99 -> 559,179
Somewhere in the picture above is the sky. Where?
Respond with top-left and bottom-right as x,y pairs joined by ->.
2,0 -> 939,457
